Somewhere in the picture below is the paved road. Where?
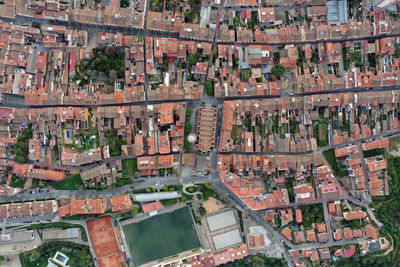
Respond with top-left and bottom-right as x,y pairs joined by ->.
322,200 -> 333,243
0,176 -> 209,202
3,13 -> 400,47
2,84 -> 400,110
358,142 -> 372,202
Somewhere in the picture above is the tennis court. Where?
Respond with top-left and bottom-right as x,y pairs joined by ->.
122,206 -> 200,266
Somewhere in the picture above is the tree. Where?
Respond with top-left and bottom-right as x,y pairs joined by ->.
31,21 -> 41,29
271,64 -> 286,78
145,187 -> 152,193
205,81 -> 214,96
109,69 -> 117,80
188,54 -> 199,65
199,206 -> 206,215
240,68 -> 252,81
120,0 -> 129,7
131,207 -> 139,215
185,122 -> 192,134
244,117 -> 251,131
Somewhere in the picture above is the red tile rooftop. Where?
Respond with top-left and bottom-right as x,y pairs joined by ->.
365,224 -> 378,239
353,229 -> 363,238
295,209 -> 303,223
142,201 -> 163,214
334,229 -> 342,240
249,233 -> 265,248
316,222 -> 326,233
362,139 -> 389,151
344,228 -> 354,239
282,227 -> 292,241
110,194 -> 132,212
344,245 -> 355,257
294,231 -> 306,243
306,230 -> 316,242
343,210 -> 366,220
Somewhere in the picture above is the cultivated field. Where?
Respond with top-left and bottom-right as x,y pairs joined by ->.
122,206 -> 200,266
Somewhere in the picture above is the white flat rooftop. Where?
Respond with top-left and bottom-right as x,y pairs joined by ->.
212,229 -> 242,250
206,209 -> 237,232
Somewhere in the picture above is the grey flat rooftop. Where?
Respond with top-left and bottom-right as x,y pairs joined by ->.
212,229 -> 242,250
206,209 -> 237,232
42,228 -> 80,240
0,230 -> 34,242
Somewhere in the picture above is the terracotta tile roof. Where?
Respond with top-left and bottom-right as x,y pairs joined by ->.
362,139 -> 389,151
244,132 -> 254,152
196,107 -> 217,153
316,222 -> 326,233
58,205 -> 71,217
10,162 -> 31,177
212,244 -> 248,266
8,203 -> 31,217
294,183 -> 315,203
280,208 -> 293,225
294,231 -> 306,243
281,227 -> 292,241
142,201 -> 163,214
157,154 -> 173,169
249,233 -> 265,248
134,135 -> 144,156
296,209 -> 303,223
147,137 -> 156,155
66,198 -> 106,216
159,103 -> 174,125
159,134 -> 170,154
306,230 -> 316,242
328,202 -> 336,214
343,210 -> 366,220
365,224 -> 378,239
137,156 -> 156,170
110,195 -> 132,212
334,229 -> 342,240
31,200 -> 58,216
353,229 -> 363,238
344,228 -> 354,239
344,245 -> 355,257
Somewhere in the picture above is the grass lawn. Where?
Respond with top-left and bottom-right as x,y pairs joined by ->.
323,149 -> 348,178
363,148 -> 384,158
20,241 -> 93,267
53,174 -> 84,190
122,158 -> 138,178
123,206 -> 200,265
199,183 -> 216,200
317,119 -> 328,147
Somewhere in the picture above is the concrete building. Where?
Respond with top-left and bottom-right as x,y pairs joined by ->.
327,0 -> 348,25
134,191 -> 180,202
196,107 -> 217,153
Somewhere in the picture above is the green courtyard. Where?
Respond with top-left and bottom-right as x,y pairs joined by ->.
122,206 -> 200,266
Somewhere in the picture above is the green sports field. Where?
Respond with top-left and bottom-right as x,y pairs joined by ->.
122,206 -> 200,266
